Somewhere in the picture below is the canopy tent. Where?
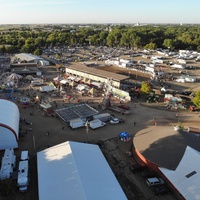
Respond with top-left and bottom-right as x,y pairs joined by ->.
20,97 -> 31,107
81,77 -> 88,83
91,81 -> 103,89
76,84 -> 86,91
86,79 -> 91,85
88,87 -> 96,95
119,132 -> 131,142
60,79 -> 69,84
67,76 -> 76,81
74,77 -> 82,83
69,81 -> 77,87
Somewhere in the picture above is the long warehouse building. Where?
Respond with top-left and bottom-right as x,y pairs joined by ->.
65,63 -> 129,88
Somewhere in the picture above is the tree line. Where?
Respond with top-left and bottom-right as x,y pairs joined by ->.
0,25 -> 200,55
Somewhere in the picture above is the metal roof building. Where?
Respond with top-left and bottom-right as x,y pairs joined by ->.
65,63 -> 129,88
14,53 -> 49,66
15,53 -> 42,63
133,125 -> 200,200
0,99 -> 19,150
160,146 -> 200,200
37,141 -> 127,200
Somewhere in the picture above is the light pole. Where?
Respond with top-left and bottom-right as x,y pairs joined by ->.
85,121 -> 89,143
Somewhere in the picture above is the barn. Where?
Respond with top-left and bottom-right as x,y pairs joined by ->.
65,63 -> 129,88
0,99 -> 19,150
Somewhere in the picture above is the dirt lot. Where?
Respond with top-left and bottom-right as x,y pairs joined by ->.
1,62 -> 200,200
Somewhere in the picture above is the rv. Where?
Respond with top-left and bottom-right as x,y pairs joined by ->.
0,148 -> 16,180
21,150 -> 29,161
17,160 -> 29,192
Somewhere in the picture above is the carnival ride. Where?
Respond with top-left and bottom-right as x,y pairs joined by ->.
0,72 -> 22,99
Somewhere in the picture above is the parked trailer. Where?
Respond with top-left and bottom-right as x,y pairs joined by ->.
21,150 -> 29,161
39,85 -> 55,92
0,148 -> 16,180
17,160 -> 29,192
93,113 -> 111,122
89,119 -> 106,129
108,106 -> 130,114
69,118 -> 86,129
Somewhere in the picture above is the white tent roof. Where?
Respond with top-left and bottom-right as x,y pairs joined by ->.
37,141 -> 127,200
60,79 -> 69,84
0,99 -> 19,138
15,53 -> 41,62
159,146 -> 200,200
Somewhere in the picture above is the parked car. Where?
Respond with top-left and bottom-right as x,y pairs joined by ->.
153,185 -> 170,195
110,118 -> 125,124
146,177 -> 165,187
110,118 -> 120,124
176,78 -> 185,83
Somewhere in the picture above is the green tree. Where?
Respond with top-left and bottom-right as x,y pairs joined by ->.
144,42 -> 157,50
141,81 -> 153,93
34,48 -> 42,56
192,91 -> 200,108
55,53 -> 60,59
0,45 -> 6,53
163,39 -> 175,49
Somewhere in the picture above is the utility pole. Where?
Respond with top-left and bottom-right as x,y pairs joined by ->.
85,121 -> 89,143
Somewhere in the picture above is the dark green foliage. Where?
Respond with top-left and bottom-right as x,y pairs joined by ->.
0,24 -> 200,53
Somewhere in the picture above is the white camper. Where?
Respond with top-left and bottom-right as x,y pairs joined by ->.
17,160 -> 29,192
21,150 -> 29,161
0,148 -> 16,180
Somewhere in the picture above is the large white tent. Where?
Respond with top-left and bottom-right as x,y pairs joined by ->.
37,141 -> 127,200
0,99 -> 19,150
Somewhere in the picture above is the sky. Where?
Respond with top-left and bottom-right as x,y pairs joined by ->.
0,0 -> 200,24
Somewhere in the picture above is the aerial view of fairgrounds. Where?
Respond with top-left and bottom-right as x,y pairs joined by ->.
0,1 -> 200,199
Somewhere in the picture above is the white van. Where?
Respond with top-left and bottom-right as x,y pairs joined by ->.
146,177 -> 165,187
